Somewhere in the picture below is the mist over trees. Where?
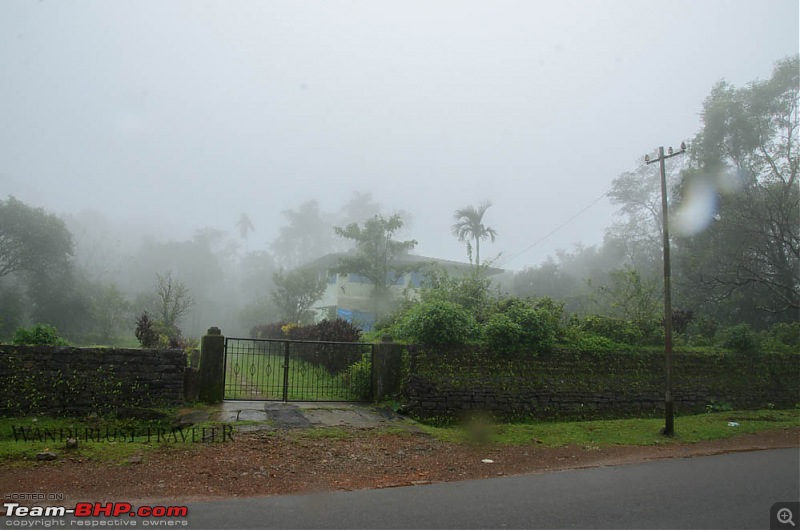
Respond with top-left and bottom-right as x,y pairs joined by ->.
512,55 -> 799,333
0,56 -> 796,346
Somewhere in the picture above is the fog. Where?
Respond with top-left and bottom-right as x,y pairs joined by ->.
1,1 -> 797,338
2,0 -> 796,263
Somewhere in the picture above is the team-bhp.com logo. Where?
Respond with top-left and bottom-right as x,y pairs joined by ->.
4,502 -> 188,526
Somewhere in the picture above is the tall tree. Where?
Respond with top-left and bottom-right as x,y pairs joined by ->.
677,55 -> 799,324
452,201 -> 498,267
271,200 -> 335,268
236,213 -> 255,253
89,283 -> 132,343
271,268 -> 327,324
334,214 -> 418,320
606,158 -> 687,271
152,271 -> 195,334
0,196 -> 74,278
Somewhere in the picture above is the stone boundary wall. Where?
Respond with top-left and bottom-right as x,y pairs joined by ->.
404,347 -> 799,421
0,346 -> 186,416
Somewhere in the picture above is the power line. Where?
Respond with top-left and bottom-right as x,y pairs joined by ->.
497,187 -> 613,269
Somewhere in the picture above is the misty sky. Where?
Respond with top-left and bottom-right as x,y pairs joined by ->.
1,0 -> 797,271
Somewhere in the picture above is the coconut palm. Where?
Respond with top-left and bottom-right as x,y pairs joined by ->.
236,212 -> 255,253
451,201 -> 498,267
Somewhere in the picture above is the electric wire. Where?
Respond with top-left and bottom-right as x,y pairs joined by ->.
497,187 -> 613,268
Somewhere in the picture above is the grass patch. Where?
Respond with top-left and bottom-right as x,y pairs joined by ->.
225,353 -> 365,401
419,409 -> 800,447
0,409 -> 232,466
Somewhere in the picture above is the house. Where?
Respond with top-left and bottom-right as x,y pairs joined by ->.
302,252 -> 503,330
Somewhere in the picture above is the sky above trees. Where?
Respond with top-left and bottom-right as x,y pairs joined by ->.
1,0 -> 797,269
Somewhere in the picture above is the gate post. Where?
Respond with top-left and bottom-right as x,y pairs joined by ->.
198,326 -> 225,404
372,336 -> 403,402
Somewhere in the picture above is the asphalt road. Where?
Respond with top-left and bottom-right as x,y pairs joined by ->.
175,448 -> 800,529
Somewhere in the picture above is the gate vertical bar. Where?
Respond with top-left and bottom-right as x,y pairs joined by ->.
370,344 -> 375,401
282,341 -> 290,402
222,337 -> 228,399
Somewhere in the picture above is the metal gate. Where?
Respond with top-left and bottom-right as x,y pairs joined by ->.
223,337 -> 374,402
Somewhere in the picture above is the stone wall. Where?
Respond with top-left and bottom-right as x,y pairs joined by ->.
0,346 -> 186,416
404,347 -> 799,421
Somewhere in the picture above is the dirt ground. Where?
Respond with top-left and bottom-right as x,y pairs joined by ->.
1,425 -> 797,507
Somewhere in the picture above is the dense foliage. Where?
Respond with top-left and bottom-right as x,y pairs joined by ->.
12,324 -> 67,346
250,318 -> 362,343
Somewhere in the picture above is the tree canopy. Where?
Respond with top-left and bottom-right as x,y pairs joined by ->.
334,214 -> 418,319
271,268 -> 327,324
452,201 -> 498,267
0,196 -> 74,278
677,55 -> 799,322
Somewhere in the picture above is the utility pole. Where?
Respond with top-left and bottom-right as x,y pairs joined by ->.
645,142 -> 686,437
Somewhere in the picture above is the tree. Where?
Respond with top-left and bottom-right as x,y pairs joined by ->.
0,283 -> 25,341
606,158 -> 686,270
271,268 -> 327,323
590,267 -> 661,337
0,196 -> 74,278
677,55 -> 799,324
452,201 -> 498,267
90,283 -> 131,343
152,272 -> 195,335
236,213 -> 255,253
337,192 -> 383,226
271,200 -> 335,268
334,214 -> 418,320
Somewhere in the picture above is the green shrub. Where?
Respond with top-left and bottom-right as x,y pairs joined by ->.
694,316 -> 719,341
532,297 -> 566,337
316,318 -> 362,342
720,323 -> 759,353
570,333 -> 621,353
505,304 -> 556,352
580,315 -> 643,345
346,353 -> 373,400
483,313 -> 523,352
766,322 -> 800,348
12,324 -> 67,346
250,321 -> 291,339
398,300 -> 478,345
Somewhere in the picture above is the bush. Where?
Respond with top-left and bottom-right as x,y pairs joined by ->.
483,313 -> 524,352
134,312 -> 160,348
346,352 -> 373,400
284,323 -> 319,341
532,297 -> 565,337
579,315 -> 643,345
694,316 -> 719,341
766,322 -> 800,348
250,321 -> 291,339
670,309 -> 695,335
505,304 -> 556,352
720,323 -> 759,354
398,300 -> 478,345
568,333 -> 621,354
316,318 -> 362,342
12,324 -> 67,346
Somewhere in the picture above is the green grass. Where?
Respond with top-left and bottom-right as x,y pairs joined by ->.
224,354 -> 364,401
0,409 -> 231,466
419,409 -> 800,447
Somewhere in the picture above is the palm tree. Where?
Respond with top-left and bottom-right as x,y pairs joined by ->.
236,212 -> 255,253
451,201 -> 498,267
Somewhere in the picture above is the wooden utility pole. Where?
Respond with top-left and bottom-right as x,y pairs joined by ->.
645,142 -> 686,437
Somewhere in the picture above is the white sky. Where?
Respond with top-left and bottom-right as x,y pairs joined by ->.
1,0 -> 797,270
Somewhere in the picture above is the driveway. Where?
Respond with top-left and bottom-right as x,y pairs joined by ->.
216,400 -> 409,430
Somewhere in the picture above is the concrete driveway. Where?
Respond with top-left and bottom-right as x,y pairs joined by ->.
216,401 -> 408,431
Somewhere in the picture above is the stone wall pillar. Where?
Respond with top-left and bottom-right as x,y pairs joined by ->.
198,327 -> 225,404
372,336 -> 403,402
